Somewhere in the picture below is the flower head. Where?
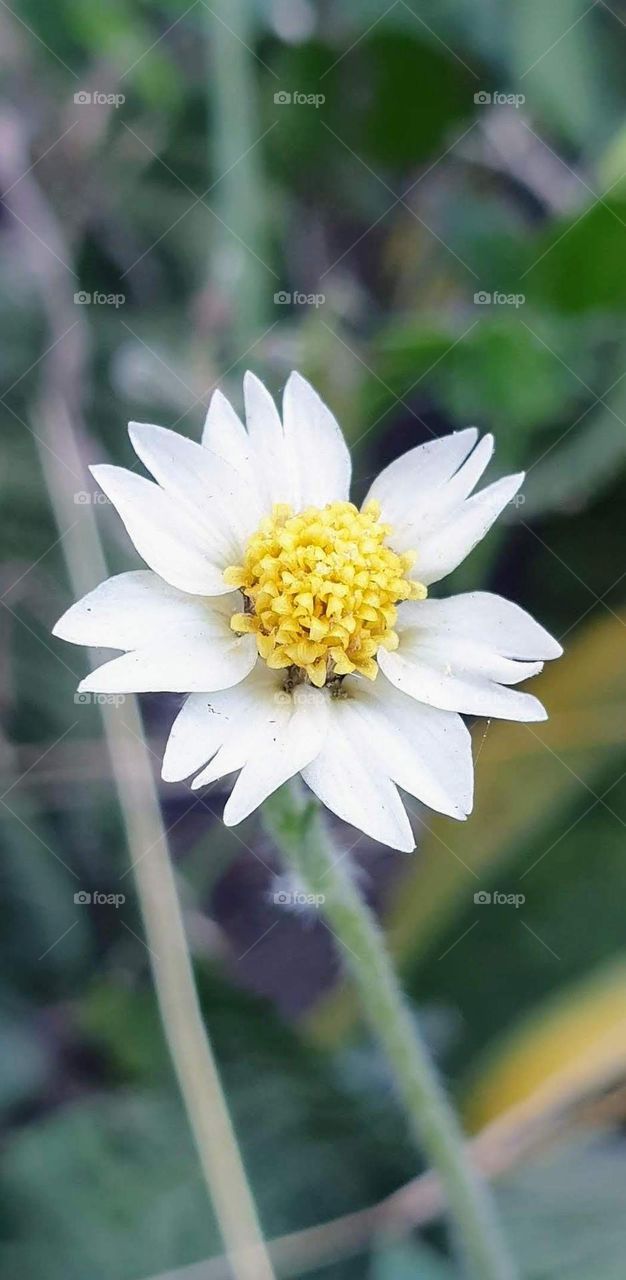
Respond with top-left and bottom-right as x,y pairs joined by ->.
54,371 -> 562,851
225,498 -> 426,685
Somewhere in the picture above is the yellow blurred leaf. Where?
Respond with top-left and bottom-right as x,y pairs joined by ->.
464,957 -> 626,1131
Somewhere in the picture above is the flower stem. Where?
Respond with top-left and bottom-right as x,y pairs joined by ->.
18,213 -> 276,1273
109,711 -> 277,1280
206,0 -> 269,357
263,785 -> 517,1280
43,429 -> 277,1280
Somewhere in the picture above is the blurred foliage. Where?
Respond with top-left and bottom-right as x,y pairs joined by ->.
1,969 -> 405,1280
2,0 -> 626,1277
496,1138 -> 626,1280
465,958 -> 626,1128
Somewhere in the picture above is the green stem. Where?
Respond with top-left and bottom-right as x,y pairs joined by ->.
17,218 -> 276,1279
39,401 -> 277,1280
263,785 -> 517,1280
207,0 -> 270,358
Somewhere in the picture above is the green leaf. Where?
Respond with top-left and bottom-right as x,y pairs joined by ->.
352,32 -> 474,169
0,1094 -> 219,1280
268,30 -> 473,191
510,0 -> 621,148
498,1139 -> 626,1279
522,370 -> 626,516
0,966 -> 407,1280
0,1011 -> 49,1114
0,797 -> 90,992
528,198 -> 626,313
371,1240 -> 456,1279
81,969 -> 409,1220
370,312 -> 597,465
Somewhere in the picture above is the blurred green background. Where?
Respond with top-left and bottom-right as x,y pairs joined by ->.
1,1 -> 626,1277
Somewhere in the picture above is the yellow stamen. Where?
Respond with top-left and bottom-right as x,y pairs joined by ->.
226,500 -> 425,685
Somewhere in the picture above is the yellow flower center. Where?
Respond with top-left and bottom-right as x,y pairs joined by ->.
224,500 -> 426,688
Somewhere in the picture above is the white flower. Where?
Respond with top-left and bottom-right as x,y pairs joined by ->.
54,371 -> 561,851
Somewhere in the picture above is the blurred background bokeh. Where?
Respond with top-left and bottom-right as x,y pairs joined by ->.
2,1 -> 626,1276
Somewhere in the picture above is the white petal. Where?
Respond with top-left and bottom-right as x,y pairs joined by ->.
401,592 -> 563,660
162,670 -> 272,782
201,389 -> 256,486
53,571 -> 217,650
78,613 -> 257,693
302,697 -> 415,852
91,465 -> 231,596
379,645 -> 546,721
364,429 -> 479,525
282,371 -> 351,508
128,422 -> 262,557
416,473 -> 524,586
243,371 -> 296,506
380,589 -> 560,721
363,430 -> 522,585
182,668 -> 329,825
191,674 -> 279,787
395,627 -> 544,687
163,697 -> 228,783
418,433 -> 495,534
223,684 -> 329,825
341,677 -> 473,819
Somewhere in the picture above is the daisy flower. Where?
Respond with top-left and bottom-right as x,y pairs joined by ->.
54,372 -> 561,851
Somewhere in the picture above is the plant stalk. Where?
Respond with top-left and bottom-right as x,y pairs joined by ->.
206,0 -> 270,358
0,96 -> 277,1275
263,785 -> 517,1280
39,391 -> 277,1280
